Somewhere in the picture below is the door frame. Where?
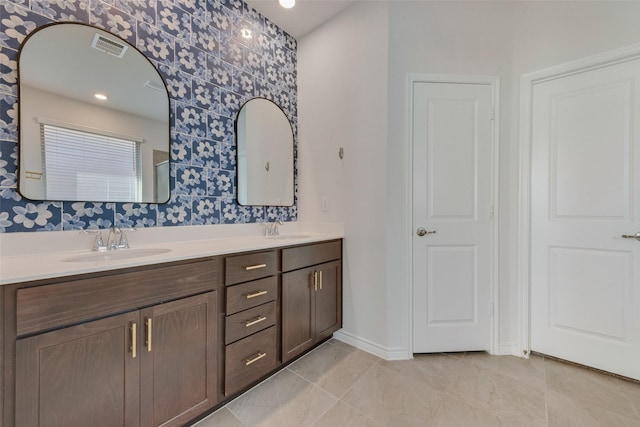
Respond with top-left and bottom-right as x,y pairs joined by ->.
407,74 -> 501,356
517,43 -> 640,358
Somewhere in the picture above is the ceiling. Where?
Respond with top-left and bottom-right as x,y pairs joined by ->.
244,0 -> 357,39
21,24 -> 167,122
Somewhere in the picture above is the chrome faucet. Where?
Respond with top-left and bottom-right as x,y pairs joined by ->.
265,218 -> 283,236
82,227 -> 133,251
107,226 -> 129,250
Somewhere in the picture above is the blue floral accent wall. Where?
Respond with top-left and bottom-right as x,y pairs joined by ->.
0,0 -> 297,232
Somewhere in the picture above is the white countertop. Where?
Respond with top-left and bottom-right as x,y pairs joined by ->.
0,222 -> 344,285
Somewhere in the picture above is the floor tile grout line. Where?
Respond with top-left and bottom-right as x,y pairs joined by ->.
333,354 -> 382,401
331,399 -> 384,426
224,368 -> 307,426
545,357 -> 640,422
542,355 -> 550,426
229,368 -> 335,427
329,355 -> 384,421
433,354 -> 549,424
427,359 -> 507,425
286,365 -> 324,386
198,344 -> 640,427
284,366 -> 341,427
289,352 -> 380,402
288,343 -> 383,399
459,352 -> 548,389
308,398 -> 340,427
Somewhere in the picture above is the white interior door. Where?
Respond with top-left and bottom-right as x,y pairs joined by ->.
412,80 -> 494,353
530,58 -> 640,380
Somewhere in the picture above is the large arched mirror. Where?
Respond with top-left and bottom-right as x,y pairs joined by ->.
236,98 -> 294,206
18,23 -> 170,203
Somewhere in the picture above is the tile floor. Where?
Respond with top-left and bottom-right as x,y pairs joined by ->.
194,339 -> 640,427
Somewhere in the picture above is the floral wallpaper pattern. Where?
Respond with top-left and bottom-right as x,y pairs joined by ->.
0,0 -> 297,232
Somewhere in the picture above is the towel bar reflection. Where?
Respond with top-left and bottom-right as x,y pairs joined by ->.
25,171 -> 43,180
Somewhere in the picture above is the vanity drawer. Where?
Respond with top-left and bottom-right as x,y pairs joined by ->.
225,250 -> 278,285
225,301 -> 276,344
282,240 -> 341,272
226,276 -> 278,315
16,258 -> 218,336
225,326 -> 277,396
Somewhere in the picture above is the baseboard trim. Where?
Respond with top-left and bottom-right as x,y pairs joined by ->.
497,342 -> 525,357
332,331 -> 523,360
332,330 -> 411,361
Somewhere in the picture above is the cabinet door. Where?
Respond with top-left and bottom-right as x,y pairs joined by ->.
282,266 -> 315,363
315,260 -> 342,341
140,292 -> 217,427
16,311 -> 140,427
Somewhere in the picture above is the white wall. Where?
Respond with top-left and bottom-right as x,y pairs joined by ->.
299,0 -> 640,357
20,86 -> 167,201
386,1 -> 515,356
506,1 -> 640,352
298,1 -> 391,353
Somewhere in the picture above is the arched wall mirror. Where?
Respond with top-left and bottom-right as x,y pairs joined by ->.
236,98 -> 294,206
18,22 -> 170,203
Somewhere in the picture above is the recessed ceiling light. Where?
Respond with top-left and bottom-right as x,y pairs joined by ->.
94,93 -> 108,101
279,0 -> 295,9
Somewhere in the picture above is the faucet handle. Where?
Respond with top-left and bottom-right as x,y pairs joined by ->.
118,227 -> 136,248
95,232 -> 105,251
81,230 -> 106,251
120,231 -> 130,249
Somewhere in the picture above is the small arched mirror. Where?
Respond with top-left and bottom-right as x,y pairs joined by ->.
18,23 -> 170,203
236,98 -> 294,206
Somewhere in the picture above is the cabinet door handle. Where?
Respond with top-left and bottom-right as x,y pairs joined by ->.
245,316 -> 267,328
145,318 -> 152,352
319,270 -> 323,290
245,352 -> 267,366
245,263 -> 267,271
313,271 -> 318,291
130,322 -> 137,359
246,290 -> 268,299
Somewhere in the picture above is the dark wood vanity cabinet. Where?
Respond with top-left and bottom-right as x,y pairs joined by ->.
1,239 -> 343,426
6,257 -> 220,427
223,250 -> 279,396
281,241 -> 342,363
139,292 -> 217,427
16,310 -> 142,427
221,240 -> 343,393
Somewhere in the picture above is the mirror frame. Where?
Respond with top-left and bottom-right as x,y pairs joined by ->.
235,97 -> 295,207
17,22 -> 171,204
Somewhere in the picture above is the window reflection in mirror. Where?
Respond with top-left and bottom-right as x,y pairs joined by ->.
18,23 -> 170,203
236,98 -> 294,207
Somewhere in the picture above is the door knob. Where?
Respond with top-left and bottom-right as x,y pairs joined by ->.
416,228 -> 436,236
621,232 -> 640,241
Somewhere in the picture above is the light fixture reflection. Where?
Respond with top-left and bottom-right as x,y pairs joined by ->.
279,0 -> 295,9
94,93 -> 108,101
241,28 -> 253,39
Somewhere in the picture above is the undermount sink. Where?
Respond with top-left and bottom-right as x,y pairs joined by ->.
267,234 -> 313,240
63,248 -> 171,262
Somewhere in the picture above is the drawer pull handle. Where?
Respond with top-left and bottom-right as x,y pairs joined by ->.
319,270 -> 323,290
130,322 -> 137,359
245,316 -> 267,328
245,263 -> 267,271
246,290 -> 268,299
245,352 -> 267,366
